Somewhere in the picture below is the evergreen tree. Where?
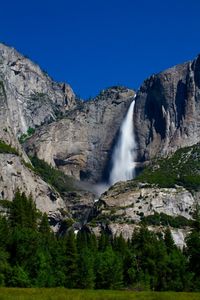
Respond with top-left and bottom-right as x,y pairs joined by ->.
10,191 -> 37,229
186,205 -> 200,290
165,247 -> 191,291
65,230 -> 78,288
34,251 -> 55,287
95,246 -> 123,289
98,231 -> 110,251
131,226 -> 168,290
164,228 -> 175,253
78,247 -> 95,289
0,248 -> 10,286
8,265 -> 31,287
39,213 -> 51,235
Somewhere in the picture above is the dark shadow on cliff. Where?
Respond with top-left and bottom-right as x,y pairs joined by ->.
144,77 -> 167,141
100,127 -> 121,184
175,80 -> 187,127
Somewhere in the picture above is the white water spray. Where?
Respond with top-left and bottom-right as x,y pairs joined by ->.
109,100 -> 136,185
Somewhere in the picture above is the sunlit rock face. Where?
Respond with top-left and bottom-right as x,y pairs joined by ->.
25,87 -> 135,182
0,42 -> 77,137
0,153 -> 66,216
87,181 -> 195,248
134,55 -> 200,163
0,43 -> 77,222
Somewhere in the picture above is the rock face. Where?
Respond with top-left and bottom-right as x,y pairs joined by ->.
106,223 -> 189,249
98,182 -> 196,223
0,43 -> 76,138
1,43 -> 200,245
135,55 -> 200,163
25,87 -> 135,182
88,180 -> 196,247
0,153 -> 65,216
0,43 -> 77,221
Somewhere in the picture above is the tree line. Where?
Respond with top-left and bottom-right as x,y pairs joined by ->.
0,191 -> 199,291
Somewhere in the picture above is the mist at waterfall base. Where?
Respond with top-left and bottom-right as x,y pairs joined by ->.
93,100 -> 136,196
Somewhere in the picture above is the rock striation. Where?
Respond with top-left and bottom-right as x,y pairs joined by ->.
0,43 -> 77,221
0,43 -> 76,138
25,87 -> 135,182
0,153 -> 66,218
88,180 -> 196,247
1,42 -> 200,245
98,182 -> 195,223
134,55 -> 200,163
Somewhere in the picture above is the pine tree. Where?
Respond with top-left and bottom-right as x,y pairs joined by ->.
95,245 -> 123,289
78,247 -> 95,289
164,228 -> 175,253
39,213 -> 51,235
10,191 -> 37,229
98,232 -> 110,251
186,205 -> 200,290
65,230 -> 78,288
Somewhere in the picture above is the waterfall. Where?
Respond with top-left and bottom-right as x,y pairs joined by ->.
109,100 -> 136,185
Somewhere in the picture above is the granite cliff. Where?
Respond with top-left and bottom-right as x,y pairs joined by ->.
25,87 -> 135,182
134,54 -> 200,164
0,43 -> 135,228
0,43 -> 77,226
0,43 -> 76,139
1,43 -> 200,245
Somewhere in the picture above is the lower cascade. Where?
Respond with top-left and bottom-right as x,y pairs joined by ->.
109,99 -> 136,185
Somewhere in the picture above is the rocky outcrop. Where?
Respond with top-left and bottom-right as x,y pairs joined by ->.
0,43 -> 76,138
0,153 -> 66,218
0,43 -> 77,223
107,223 -> 189,249
134,55 -> 200,163
1,43 -> 200,243
86,180 -> 197,247
25,87 -> 135,182
63,190 -> 95,224
97,182 -> 195,223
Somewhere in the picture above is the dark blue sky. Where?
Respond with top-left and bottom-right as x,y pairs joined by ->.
1,0 -> 200,99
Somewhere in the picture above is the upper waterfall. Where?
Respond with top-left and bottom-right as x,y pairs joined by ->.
109,99 -> 136,185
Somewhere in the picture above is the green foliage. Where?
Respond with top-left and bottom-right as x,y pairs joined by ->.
10,191 -> 37,229
137,143 -> 200,191
141,212 -> 192,228
164,228 -> 175,253
0,200 -> 13,209
65,230 -> 78,288
8,266 -> 31,287
30,156 -> 76,194
0,191 -> 199,291
186,205 -> 200,290
0,141 -> 18,155
18,127 -> 35,144
78,248 -> 95,289
95,246 -> 123,289
27,127 -> 35,135
39,213 -> 51,235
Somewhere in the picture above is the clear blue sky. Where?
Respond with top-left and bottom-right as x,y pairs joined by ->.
1,0 -> 200,99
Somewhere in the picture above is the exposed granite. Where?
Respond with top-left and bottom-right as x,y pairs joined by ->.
0,42 -> 76,137
25,87 -> 135,182
0,153 -> 66,217
134,55 -> 200,163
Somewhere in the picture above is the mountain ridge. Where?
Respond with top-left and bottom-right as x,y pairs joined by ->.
0,43 -> 200,245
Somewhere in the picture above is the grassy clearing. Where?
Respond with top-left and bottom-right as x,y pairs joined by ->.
0,289 -> 199,300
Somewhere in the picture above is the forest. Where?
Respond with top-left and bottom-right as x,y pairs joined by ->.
0,191 -> 199,291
